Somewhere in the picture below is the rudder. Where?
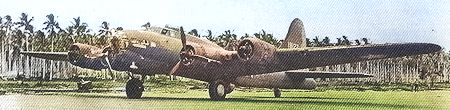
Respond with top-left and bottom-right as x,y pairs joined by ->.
280,18 -> 307,48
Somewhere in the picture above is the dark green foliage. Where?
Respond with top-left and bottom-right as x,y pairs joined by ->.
0,82 -> 31,88
216,30 -> 238,47
197,29 -> 281,47
306,36 -> 370,47
188,29 -> 200,37
254,30 -> 281,47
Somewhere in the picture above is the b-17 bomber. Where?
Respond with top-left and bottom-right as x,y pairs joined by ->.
21,18 -> 441,100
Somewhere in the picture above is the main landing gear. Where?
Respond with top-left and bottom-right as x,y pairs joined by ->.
126,74 -> 146,99
209,81 -> 234,100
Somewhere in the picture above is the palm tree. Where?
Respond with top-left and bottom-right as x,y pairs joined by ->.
142,22 -> 151,31
0,16 -> 3,75
11,29 -> 25,77
241,33 -> 251,39
67,17 -> 89,43
188,29 -> 200,37
355,40 -> 361,45
3,15 -> 14,71
362,38 -> 370,45
322,37 -> 332,46
43,14 -> 61,52
43,14 -> 61,80
99,21 -> 111,35
217,30 -> 237,47
311,36 -> 321,47
336,38 -> 343,46
254,30 -> 280,47
98,21 -> 112,45
305,38 -> 312,47
33,30 -> 46,51
32,30 -> 45,77
203,30 -> 214,41
342,36 -> 351,45
16,13 -> 34,50
15,13 -> 35,77
54,29 -> 69,51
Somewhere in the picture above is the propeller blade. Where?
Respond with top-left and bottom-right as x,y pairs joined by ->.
169,55 -> 222,75
169,26 -> 224,75
105,56 -> 113,71
180,26 -> 187,51
104,52 -> 115,81
169,61 -> 181,75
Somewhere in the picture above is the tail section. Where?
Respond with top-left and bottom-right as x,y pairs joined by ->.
280,18 -> 307,48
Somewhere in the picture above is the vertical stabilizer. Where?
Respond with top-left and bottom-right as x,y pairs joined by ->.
280,18 -> 306,48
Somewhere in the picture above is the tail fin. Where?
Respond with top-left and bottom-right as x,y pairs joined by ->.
280,18 -> 307,48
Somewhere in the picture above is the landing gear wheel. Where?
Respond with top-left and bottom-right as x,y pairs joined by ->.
273,88 -> 281,98
126,78 -> 144,99
209,82 -> 226,100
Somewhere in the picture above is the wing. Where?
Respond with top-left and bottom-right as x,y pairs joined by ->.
275,43 -> 441,70
20,51 -> 69,61
172,42 -> 441,82
284,70 -> 373,78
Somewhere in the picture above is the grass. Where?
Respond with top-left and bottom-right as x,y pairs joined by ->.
49,90 -> 449,110
1,80 -> 450,109
157,90 -> 449,109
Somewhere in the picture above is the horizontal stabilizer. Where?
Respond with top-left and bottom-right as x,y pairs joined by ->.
285,70 -> 373,78
20,51 -> 69,61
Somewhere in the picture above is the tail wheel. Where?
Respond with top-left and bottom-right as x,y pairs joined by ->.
209,82 -> 226,100
126,78 -> 144,99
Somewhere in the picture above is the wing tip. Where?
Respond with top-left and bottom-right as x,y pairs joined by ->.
425,43 -> 442,53
364,73 -> 374,77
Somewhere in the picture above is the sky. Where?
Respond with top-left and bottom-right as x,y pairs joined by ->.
1,0 -> 449,50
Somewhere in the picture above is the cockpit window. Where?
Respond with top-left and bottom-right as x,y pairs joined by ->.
148,27 -> 180,38
161,29 -> 169,35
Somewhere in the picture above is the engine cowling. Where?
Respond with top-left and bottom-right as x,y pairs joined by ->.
182,43 -> 239,64
181,38 -> 277,64
236,38 -> 277,60
184,43 -> 206,57
68,43 -> 106,62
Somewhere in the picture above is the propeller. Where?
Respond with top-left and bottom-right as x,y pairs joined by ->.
237,40 -> 254,60
169,27 -> 187,75
169,27 -> 223,75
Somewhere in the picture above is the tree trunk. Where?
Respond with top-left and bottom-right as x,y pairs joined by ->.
50,60 -> 53,80
43,59 -> 46,80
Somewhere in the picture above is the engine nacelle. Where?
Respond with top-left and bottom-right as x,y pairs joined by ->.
184,43 -> 206,57
184,38 -> 277,63
236,38 -> 277,60
68,43 -> 105,60
185,43 -> 239,62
